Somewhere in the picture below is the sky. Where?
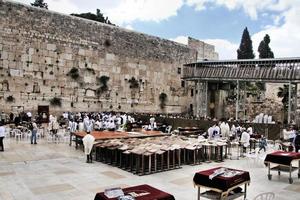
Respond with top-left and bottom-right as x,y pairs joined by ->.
13,0 -> 300,59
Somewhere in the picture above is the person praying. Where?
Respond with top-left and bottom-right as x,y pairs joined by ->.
82,131 -> 95,163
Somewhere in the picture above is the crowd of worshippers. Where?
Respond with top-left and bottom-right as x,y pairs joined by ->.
203,121 -> 263,154
61,112 -> 137,133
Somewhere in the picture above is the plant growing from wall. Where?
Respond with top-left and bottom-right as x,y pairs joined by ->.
49,97 -> 62,107
67,67 -> 80,80
128,77 -> 139,89
6,95 -> 15,103
96,75 -> 110,96
159,92 -> 167,109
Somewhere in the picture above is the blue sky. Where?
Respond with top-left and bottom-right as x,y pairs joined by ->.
14,0 -> 300,59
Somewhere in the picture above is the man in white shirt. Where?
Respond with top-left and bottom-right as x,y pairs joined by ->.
107,120 -> 116,131
82,132 -> 95,163
247,126 -> 253,135
0,122 -> 5,151
94,120 -> 102,131
240,129 -> 250,155
68,120 -> 78,146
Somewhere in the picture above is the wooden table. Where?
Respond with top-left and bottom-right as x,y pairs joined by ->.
94,184 -> 175,200
264,151 -> 300,184
73,130 -> 165,149
193,167 -> 250,200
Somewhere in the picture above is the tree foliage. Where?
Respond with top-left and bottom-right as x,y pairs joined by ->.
31,0 -> 48,9
277,84 -> 295,111
71,9 -> 114,25
258,34 -> 274,59
237,27 -> 255,59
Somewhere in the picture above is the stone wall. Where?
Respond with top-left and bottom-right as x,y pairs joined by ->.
0,0 -> 218,114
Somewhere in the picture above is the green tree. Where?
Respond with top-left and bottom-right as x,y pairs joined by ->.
71,9 -> 114,25
258,34 -> 274,59
237,27 -> 255,59
31,0 -> 48,9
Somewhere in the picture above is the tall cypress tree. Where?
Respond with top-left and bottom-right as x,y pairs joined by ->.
31,0 -> 48,9
258,34 -> 274,58
237,27 -> 255,59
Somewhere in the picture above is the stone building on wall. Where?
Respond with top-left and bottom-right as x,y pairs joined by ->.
0,0 -> 218,115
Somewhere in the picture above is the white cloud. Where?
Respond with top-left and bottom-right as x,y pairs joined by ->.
203,39 -> 238,59
105,0 -> 184,25
170,36 -> 189,45
186,0 -> 289,20
124,24 -> 134,30
252,5 -> 300,58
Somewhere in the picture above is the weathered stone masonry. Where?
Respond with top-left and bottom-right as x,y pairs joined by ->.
0,0 -> 218,114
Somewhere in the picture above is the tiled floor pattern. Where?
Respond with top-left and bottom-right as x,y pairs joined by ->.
0,138 -> 299,200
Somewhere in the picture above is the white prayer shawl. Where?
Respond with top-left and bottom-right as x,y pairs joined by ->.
207,127 -> 214,140
283,129 -> 290,140
230,125 -> 236,136
240,131 -> 250,147
247,127 -> 253,135
220,122 -> 230,138
78,122 -> 84,131
82,134 -> 95,155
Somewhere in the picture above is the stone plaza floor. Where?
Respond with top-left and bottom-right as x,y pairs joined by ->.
0,137 -> 299,200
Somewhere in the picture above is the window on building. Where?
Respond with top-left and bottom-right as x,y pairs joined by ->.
177,67 -> 181,74
191,89 -> 194,97
181,81 -> 185,87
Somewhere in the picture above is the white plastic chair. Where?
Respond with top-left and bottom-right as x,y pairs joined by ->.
56,129 -> 66,143
165,125 -> 172,134
13,129 -> 23,140
253,192 -> 275,200
24,130 -> 32,140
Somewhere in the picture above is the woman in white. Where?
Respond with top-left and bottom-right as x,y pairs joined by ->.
82,132 -> 95,163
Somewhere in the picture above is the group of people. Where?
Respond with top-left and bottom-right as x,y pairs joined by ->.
205,121 -> 269,154
66,112 -> 136,134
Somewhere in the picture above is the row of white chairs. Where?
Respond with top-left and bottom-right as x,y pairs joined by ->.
4,126 -> 70,143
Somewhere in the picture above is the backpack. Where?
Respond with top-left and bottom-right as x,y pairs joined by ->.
28,122 -> 33,130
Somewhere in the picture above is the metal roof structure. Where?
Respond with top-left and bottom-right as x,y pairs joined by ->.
183,57 -> 300,83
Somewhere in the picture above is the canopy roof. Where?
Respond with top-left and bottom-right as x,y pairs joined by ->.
183,57 -> 300,83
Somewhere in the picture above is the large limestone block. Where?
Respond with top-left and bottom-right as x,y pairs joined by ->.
47,44 -> 56,51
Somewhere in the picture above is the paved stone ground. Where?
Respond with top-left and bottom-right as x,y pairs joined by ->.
0,137 -> 299,200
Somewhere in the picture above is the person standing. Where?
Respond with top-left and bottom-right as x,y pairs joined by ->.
0,122 -> 5,151
68,119 -> 78,146
258,135 -> 267,153
30,120 -> 38,144
240,129 -> 250,155
82,132 -> 95,163
293,131 -> 300,153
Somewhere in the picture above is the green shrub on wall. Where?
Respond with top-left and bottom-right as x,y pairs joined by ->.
96,75 -> 110,96
128,77 -> 139,89
67,67 -> 80,80
49,97 -> 62,107
159,92 -> 167,109
6,95 -> 15,103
